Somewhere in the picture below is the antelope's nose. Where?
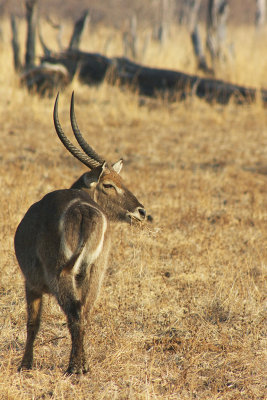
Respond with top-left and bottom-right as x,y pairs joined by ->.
138,208 -> 146,219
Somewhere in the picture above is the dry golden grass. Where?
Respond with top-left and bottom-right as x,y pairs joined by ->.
0,17 -> 266,399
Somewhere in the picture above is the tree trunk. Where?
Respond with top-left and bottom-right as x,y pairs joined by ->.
191,25 -> 213,74
206,0 -> 229,66
188,0 -> 213,74
25,0 -> 38,69
255,0 -> 266,28
154,0 -> 173,44
123,14 -> 138,60
11,15 -> 22,72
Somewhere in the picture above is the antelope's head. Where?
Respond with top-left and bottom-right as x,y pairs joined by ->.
53,92 -> 146,223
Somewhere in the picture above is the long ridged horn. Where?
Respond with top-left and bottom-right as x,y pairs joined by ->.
53,93 -> 98,169
70,92 -> 105,166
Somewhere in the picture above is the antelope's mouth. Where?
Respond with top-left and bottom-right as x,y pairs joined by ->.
126,207 -> 146,223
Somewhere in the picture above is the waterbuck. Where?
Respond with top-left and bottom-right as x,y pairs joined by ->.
15,92 -> 147,374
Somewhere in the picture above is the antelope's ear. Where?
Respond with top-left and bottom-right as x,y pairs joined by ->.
112,159 -> 123,174
83,163 -> 107,188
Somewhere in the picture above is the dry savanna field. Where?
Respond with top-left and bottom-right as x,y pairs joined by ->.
0,15 -> 266,400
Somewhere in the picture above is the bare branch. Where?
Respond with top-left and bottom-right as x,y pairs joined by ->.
68,9 -> 89,51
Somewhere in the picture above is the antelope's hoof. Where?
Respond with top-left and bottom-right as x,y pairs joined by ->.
18,362 -> 33,372
65,362 -> 89,375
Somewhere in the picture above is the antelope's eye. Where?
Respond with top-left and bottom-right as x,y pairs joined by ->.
103,183 -> 114,189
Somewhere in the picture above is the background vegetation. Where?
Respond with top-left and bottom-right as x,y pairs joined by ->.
0,4 -> 266,399
1,0 -> 262,26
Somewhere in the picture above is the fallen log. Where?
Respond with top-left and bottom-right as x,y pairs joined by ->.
21,63 -> 70,96
39,49 -> 267,105
14,3 -> 267,105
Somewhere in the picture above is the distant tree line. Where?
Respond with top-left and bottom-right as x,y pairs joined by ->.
7,0 -> 267,105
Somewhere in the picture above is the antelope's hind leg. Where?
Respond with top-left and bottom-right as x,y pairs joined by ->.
57,273 -> 89,375
18,284 -> 43,371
